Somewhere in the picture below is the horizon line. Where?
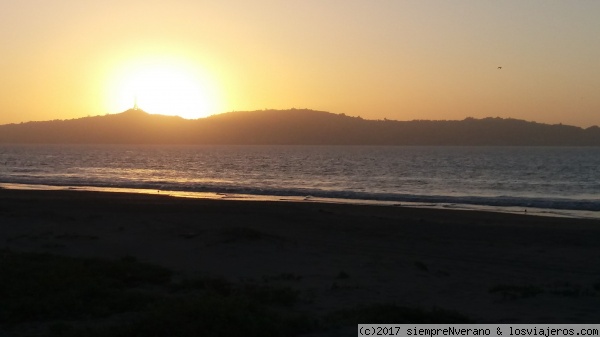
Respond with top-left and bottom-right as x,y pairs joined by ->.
1,108 -> 598,129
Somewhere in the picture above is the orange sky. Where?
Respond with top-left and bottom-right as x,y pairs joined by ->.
1,1 -> 599,127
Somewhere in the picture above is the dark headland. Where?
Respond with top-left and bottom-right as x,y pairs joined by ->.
1,109 -> 599,145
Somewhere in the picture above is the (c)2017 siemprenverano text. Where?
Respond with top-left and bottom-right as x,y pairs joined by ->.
357,325 -> 600,337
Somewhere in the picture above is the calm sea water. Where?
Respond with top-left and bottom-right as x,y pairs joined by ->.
0,145 -> 599,218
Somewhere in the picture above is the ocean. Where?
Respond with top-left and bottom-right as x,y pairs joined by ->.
1,145 -> 599,218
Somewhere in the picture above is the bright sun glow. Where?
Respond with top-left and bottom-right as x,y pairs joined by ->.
106,56 -> 223,119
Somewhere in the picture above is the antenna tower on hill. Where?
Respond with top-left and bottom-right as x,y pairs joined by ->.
133,95 -> 140,110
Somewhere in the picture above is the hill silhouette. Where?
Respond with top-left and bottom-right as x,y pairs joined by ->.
1,109 -> 599,145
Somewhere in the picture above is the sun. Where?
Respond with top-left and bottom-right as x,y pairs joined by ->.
106,56 -> 223,119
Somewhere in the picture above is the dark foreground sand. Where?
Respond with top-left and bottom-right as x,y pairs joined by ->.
1,188 -> 600,325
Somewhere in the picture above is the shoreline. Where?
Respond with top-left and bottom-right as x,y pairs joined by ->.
1,182 -> 598,220
2,188 -> 600,325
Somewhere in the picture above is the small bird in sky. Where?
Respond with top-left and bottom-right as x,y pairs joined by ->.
497,66 -> 502,69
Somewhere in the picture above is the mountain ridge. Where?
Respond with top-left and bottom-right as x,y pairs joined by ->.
1,109 -> 599,145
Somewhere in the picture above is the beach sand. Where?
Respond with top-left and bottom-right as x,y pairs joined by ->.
1,188 -> 600,326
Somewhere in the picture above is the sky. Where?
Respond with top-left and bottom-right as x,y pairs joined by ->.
1,1 -> 599,127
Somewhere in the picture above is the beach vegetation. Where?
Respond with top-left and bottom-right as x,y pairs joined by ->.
325,303 -> 472,325
336,271 -> 350,279
546,282 -> 598,298
171,276 -> 234,295
0,251 -> 313,336
490,282 -> 599,300
0,250 -> 472,336
79,294 -> 316,337
488,284 -> 544,300
0,250 -> 171,325
414,261 -> 429,272
172,277 -> 301,307
262,272 -> 303,282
